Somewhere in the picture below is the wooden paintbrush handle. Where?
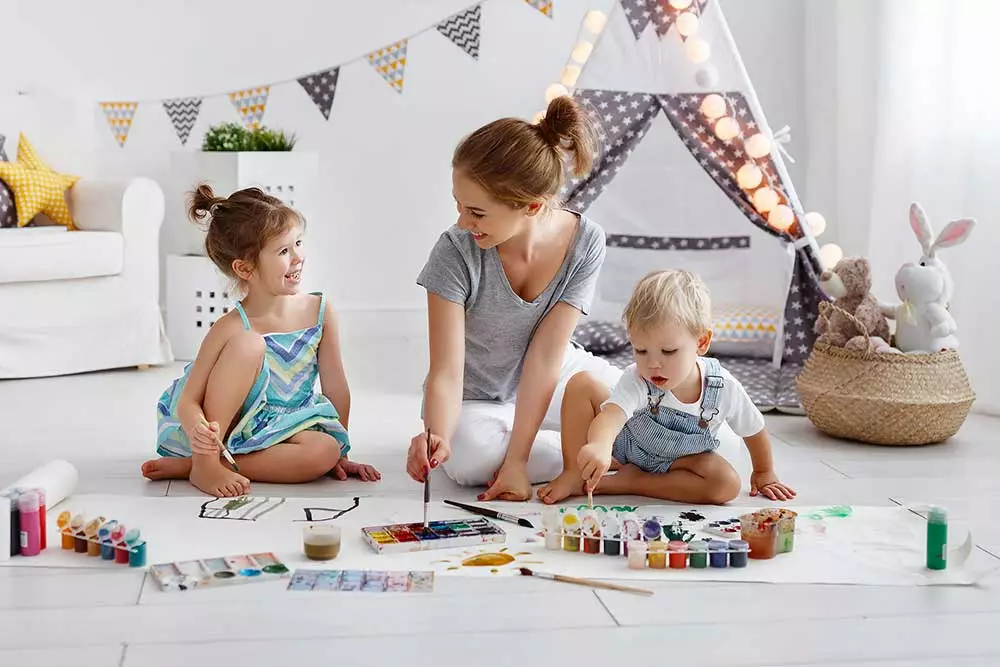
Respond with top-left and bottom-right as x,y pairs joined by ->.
553,573 -> 653,596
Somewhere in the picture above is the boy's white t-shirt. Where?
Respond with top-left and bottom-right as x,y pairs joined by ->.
602,359 -> 765,438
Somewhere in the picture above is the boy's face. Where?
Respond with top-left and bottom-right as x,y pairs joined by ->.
629,318 -> 712,392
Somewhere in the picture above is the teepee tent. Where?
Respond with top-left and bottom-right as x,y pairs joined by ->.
550,0 -> 833,413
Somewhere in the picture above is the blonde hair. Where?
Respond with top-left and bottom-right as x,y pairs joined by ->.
622,270 -> 712,336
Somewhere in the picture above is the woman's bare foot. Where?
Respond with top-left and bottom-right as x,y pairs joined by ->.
141,457 -> 193,481
190,456 -> 251,497
537,471 -> 585,505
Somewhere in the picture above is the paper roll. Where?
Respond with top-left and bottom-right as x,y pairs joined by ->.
1,459 -> 79,509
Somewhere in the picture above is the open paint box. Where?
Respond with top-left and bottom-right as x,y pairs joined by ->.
362,518 -> 506,554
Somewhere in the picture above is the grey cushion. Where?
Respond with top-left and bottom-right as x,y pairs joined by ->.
0,179 -> 16,228
573,320 -> 630,355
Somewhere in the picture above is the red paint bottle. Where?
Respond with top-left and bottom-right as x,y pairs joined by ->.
17,490 -> 41,557
35,488 -> 46,550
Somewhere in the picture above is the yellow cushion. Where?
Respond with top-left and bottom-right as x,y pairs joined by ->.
0,134 -> 80,229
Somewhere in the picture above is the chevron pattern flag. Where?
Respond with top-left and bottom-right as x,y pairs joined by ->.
229,86 -> 270,129
367,40 -> 408,93
298,67 -> 340,119
524,0 -> 553,17
437,5 -> 482,60
162,97 -> 202,145
100,102 -> 139,147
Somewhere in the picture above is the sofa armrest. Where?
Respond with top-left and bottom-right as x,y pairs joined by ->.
71,178 -> 165,237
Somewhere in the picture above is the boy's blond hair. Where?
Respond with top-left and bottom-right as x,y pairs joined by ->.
622,270 -> 712,336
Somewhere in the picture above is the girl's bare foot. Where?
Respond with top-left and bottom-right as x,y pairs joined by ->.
190,456 -> 251,497
141,457 -> 193,481
537,471 -> 585,504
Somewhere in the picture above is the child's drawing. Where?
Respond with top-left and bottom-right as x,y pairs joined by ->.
198,496 -> 286,521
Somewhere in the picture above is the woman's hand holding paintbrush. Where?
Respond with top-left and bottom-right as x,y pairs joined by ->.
406,429 -> 452,482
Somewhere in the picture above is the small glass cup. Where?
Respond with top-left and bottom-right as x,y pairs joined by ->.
303,524 -> 341,561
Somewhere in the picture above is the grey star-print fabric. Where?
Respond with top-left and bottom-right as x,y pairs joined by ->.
620,0 -> 711,39
298,67 -> 340,120
606,235 -> 750,251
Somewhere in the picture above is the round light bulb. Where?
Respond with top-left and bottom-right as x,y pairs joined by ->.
819,243 -> 844,270
768,205 -> 795,231
752,187 -> 780,214
584,10 -> 608,34
561,65 -> 582,87
804,211 -> 827,236
715,117 -> 740,141
695,65 -> 719,88
699,94 -> 726,119
736,163 -> 763,189
745,133 -> 771,159
685,37 -> 711,64
669,0 -> 693,9
571,41 -> 594,64
676,12 -> 699,37
545,83 -> 569,103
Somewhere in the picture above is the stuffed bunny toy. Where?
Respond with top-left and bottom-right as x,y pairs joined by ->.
880,203 -> 975,353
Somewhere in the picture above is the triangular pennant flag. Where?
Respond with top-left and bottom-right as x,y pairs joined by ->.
367,40 -> 408,94
99,102 -> 138,147
297,67 -> 340,120
437,5 -> 482,60
524,0 -> 553,18
162,97 -> 202,146
228,86 -> 270,130
0,134 -> 7,162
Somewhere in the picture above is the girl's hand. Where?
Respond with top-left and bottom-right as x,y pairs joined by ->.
406,430 -> 451,482
331,457 -> 382,482
187,420 -> 221,456
479,462 -> 531,502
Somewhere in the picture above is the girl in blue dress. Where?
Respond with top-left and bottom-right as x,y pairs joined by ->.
142,184 -> 380,497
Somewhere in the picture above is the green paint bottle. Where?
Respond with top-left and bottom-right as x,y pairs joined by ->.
926,506 -> 948,570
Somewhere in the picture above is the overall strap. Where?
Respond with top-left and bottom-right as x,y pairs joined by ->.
233,302 -> 252,331
314,291 -> 327,328
698,357 -> 725,427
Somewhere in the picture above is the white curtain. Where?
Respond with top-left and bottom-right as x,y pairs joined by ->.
806,0 -> 1000,414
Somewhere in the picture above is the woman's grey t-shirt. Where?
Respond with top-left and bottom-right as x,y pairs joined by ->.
416,214 -> 606,403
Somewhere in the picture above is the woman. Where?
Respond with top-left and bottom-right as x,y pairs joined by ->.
405,95 -> 622,501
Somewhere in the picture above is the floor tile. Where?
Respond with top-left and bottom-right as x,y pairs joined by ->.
0,645 -> 124,667
0,569 -> 144,609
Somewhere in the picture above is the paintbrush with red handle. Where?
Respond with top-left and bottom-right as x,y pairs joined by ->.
518,567 -> 654,596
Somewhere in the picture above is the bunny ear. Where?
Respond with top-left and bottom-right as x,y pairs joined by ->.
909,202 -> 933,254
931,217 -> 976,252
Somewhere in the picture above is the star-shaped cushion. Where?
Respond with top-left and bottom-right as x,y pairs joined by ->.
0,134 -> 80,229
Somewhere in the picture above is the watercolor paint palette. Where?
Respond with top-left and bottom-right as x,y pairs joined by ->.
149,552 -> 291,592
287,569 -> 434,592
361,518 -> 506,554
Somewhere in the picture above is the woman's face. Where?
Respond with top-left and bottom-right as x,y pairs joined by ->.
451,169 -> 541,249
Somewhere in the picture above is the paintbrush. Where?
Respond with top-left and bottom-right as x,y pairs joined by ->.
518,567 -> 653,596
201,418 -> 240,472
443,499 -> 535,529
423,427 -> 431,529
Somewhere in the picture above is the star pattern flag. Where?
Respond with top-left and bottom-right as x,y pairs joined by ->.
437,5 -> 482,60
298,67 -> 340,119
524,0 -> 553,18
621,0 -> 711,39
367,40 -> 408,94
162,97 -> 202,145
100,102 -> 138,147
229,87 -> 270,130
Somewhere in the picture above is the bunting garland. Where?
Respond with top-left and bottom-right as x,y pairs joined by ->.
437,5 -> 482,60
367,40 -> 408,94
100,102 -> 138,147
229,87 -> 270,130
524,0 -> 553,17
162,97 -> 202,145
297,67 -> 340,119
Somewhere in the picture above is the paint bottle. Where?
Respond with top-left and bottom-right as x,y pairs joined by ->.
17,490 -> 41,557
561,510 -> 581,552
99,521 -> 118,560
303,524 -> 342,561
56,511 -> 75,550
112,524 -> 130,564
621,514 -> 641,556
0,495 -> 9,563
728,539 -> 749,568
7,491 -> 21,557
580,511 -> 601,554
602,515 -> 622,556
647,541 -> 667,569
84,518 -> 103,557
34,488 -> 46,551
627,540 -> 648,569
667,540 -> 688,569
688,540 -> 708,569
71,514 -> 87,553
542,507 -> 563,551
125,529 -> 146,567
708,540 -> 728,568
926,506 -> 948,570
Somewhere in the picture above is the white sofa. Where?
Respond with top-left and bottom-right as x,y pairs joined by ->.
0,178 -> 174,378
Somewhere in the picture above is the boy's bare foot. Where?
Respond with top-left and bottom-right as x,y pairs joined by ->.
190,456 -> 250,497
537,471 -> 585,505
141,457 -> 193,481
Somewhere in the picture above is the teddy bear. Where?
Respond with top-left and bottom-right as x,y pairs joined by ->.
814,257 -> 893,352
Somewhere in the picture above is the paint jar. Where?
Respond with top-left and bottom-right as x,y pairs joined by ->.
71,514 -> 87,553
765,508 -> 797,553
7,491 -> 21,558
17,490 -> 41,557
99,522 -> 118,560
580,511 -> 601,554
688,540 -> 708,568
56,511 -> 74,550
739,512 -> 778,560
642,518 -> 662,542
602,515 -> 622,556
542,507 -> 562,551
84,518 -> 103,557
303,524 -> 342,561
621,514 -> 642,556
667,540 -> 688,569
562,511 -> 581,552
34,489 -> 46,551
728,539 -> 749,568
112,524 -> 130,564
128,540 -> 147,568
647,541 -> 667,569
708,540 -> 728,568
926,506 -> 948,570
627,540 -> 648,569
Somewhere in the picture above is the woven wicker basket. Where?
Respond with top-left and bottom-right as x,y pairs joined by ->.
796,303 -> 976,445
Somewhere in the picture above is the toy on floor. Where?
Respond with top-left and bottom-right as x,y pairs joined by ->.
54,511 -> 146,567
361,518 -> 506,554
815,257 -> 892,352
149,552 -> 290,591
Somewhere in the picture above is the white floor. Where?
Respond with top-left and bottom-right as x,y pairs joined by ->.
2,360 -> 1000,666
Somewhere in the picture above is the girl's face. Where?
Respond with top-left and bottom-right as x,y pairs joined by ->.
628,318 -> 712,393
238,222 -> 305,296
452,169 -> 542,249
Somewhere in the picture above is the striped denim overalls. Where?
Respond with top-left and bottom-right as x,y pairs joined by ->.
611,357 -> 725,473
